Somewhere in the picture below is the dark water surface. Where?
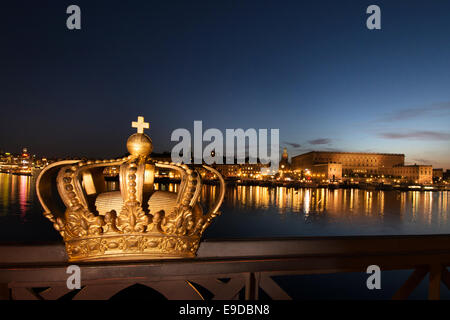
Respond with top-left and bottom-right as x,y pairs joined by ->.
0,173 -> 449,242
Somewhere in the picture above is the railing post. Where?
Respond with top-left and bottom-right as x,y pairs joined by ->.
428,264 -> 442,300
0,283 -> 10,300
245,272 -> 260,300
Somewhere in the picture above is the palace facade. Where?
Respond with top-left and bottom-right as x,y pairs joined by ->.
292,151 -> 405,176
291,151 -> 434,184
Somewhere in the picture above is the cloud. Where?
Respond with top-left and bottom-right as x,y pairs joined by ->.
377,101 -> 450,122
412,158 -> 431,164
378,130 -> 450,141
308,138 -> 331,145
284,141 -> 301,149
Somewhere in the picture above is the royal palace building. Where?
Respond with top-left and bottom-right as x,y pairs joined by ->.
291,151 -> 405,176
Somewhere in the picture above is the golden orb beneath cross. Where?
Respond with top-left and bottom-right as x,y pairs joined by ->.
126,133 -> 153,157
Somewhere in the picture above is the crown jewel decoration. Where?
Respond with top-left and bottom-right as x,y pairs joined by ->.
36,116 -> 225,262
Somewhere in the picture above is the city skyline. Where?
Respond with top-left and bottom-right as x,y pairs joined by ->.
1,0 -> 449,169
1,143 -> 448,171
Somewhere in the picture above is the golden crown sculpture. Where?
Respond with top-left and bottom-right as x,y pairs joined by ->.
36,116 -> 225,262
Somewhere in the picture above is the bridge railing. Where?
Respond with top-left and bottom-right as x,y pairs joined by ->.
1,235 -> 450,300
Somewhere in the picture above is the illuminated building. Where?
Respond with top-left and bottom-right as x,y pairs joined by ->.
276,148 -> 294,180
392,165 -> 433,184
292,151 -> 405,176
215,162 -> 269,179
292,151 -> 435,184
20,148 -> 30,166
310,162 -> 342,182
279,148 -> 290,171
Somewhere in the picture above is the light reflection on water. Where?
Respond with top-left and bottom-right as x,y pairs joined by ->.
198,184 -> 450,238
0,173 -> 449,242
0,173 -> 35,221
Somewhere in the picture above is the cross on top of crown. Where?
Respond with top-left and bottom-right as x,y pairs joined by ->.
132,116 -> 149,134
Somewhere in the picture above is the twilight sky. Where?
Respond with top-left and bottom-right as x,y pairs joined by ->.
1,0 -> 449,169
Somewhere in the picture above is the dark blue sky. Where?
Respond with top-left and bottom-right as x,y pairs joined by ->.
1,0 -> 449,168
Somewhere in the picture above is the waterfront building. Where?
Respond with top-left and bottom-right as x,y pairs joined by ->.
214,163 -> 240,178
20,148 -> 30,166
291,151 -> 435,184
433,168 -> 444,182
392,165 -> 433,184
309,162 -> 342,182
213,149 -> 289,180
215,162 -> 269,179
292,151 -> 405,176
